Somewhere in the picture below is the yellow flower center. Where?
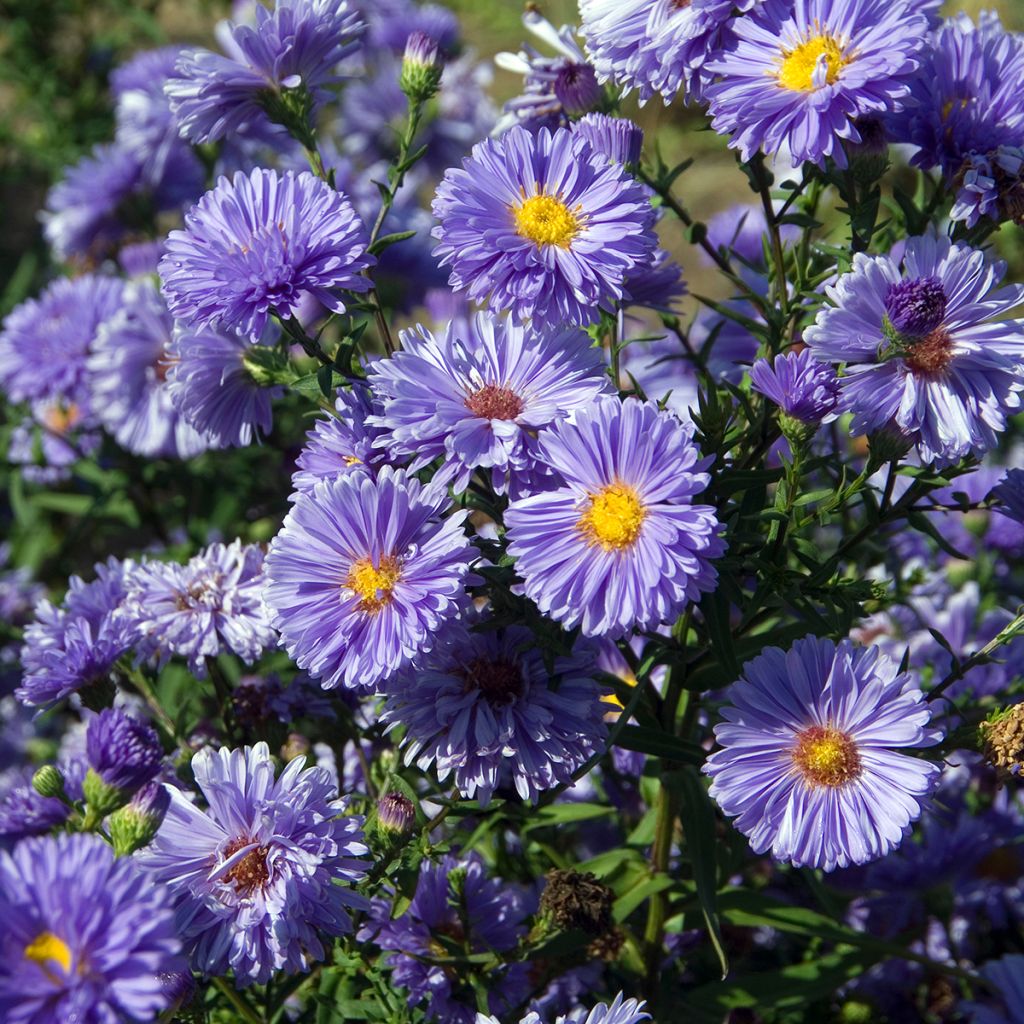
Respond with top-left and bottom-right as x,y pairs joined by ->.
792,725 -> 862,788
577,483 -> 646,551
777,33 -> 849,92
41,402 -> 79,435
513,193 -> 581,249
25,931 -> 73,979
346,554 -> 402,613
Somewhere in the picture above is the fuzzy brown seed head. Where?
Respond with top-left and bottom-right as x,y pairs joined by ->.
980,704 -> 1024,779
540,868 -> 614,936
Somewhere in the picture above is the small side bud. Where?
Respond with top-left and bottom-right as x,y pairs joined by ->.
82,767 -> 129,824
108,782 -> 170,856
31,765 -> 66,801
377,790 -> 415,836
400,31 -> 444,104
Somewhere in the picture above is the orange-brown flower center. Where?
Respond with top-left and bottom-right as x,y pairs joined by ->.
222,837 -> 271,894
465,384 -> 523,421
792,725 -> 862,788
903,327 -> 954,376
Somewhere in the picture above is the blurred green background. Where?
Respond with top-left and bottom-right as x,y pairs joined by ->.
1,0 -> 1021,311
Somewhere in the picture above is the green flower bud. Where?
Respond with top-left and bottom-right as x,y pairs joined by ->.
82,766 -> 129,823
400,32 -> 444,104
31,765 -> 66,801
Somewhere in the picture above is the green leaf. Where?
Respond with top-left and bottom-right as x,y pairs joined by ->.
614,725 -> 704,765
676,767 -> 728,978
368,229 -> 417,255
526,803 -> 614,830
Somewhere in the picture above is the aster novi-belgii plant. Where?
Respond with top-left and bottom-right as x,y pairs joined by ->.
0,832 -> 184,1024
804,234 -> 1024,464
141,742 -> 368,986
477,991 -> 650,1024
160,167 -> 374,341
265,467 -> 477,690
704,635 -> 943,871
367,310 -> 612,496
506,395 -> 723,638
431,125 -> 657,327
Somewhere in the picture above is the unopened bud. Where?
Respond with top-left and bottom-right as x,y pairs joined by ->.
31,765 -> 66,801
400,31 -> 444,103
108,781 -> 170,855
82,767 -> 129,822
377,790 -> 415,836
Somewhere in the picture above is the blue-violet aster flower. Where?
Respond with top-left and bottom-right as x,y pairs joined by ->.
165,0 -> 365,143
750,348 -> 841,425
704,635 -> 943,872
478,992 -> 651,1024
431,125 -> 657,327
963,954 -> 1024,1024
360,852 -> 530,1024
265,467 -> 477,690
367,310 -> 612,496
992,469 -> 1024,526
572,113 -> 644,167
85,707 -> 163,797
951,146 -> 1024,229
704,0 -> 927,168
381,619 -> 609,805
160,167 -> 374,340
804,234 -> 1024,464
0,832 -> 183,1024
140,742 -> 368,987
505,396 -> 723,638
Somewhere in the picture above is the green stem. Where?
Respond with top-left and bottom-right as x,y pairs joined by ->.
751,155 -> 790,324
116,660 -> 190,755
212,977 -> 264,1024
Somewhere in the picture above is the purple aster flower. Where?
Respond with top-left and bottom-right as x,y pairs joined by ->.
572,113 -> 644,167
964,955 -> 1024,1024
704,635 -> 943,872
360,852 -> 531,1024
0,832 -> 183,1024
41,141 -> 203,265
804,234 -> 1024,464
622,247 -> 687,313
89,282 -> 211,460
993,469 -> 1024,525
123,541 -> 276,676
0,275 -> 123,406
112,47 -> 187,174
0,775 -> 70,844
582,0 -> 764,105
85,707 -> 163,796
495,11 -> 600,133
165,0 -> 364,143
367,311 -> 612,496
479,992 -> 650,1024
265,468 -> 477,690
366,1 -> 460,57
505,396 -> 723,638
160,168 -> 373,341
7,401 -> 101,485
951,146 -> 1024,229
140,742 -> 368,986
166,326 -> 280,448
887,12 -> 1024,179
292,385 -> 389,494
381,619 -> 609,805
750,348 -> 841,424
431,125 -> 657,327
704,0 -> 927,168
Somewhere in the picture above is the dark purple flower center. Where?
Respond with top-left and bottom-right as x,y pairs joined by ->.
554,62 -> 601,115
223,837 -> 271,894
465,383 -> 524,421
903,327 -> 954,376
884,276 -> 947,337
461,657 -> 523,705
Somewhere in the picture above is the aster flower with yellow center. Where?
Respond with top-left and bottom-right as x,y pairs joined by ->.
704,636 -> 943,872
704,0 -> 927,167
431,125 -> 657,327
265,467 -> 477,690
505,396 -> 723,638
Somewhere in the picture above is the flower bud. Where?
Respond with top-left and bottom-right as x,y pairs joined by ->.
377,790 -> 415,836
83,767 -> 128,822
108,781 -> 170,856
31,765 -> 66,801
281,732 -> 311,762
400,31 -> 444,103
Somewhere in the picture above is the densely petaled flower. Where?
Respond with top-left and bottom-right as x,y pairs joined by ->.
85,707 -> 163,795
951,146 -> 1024,229
41,142 -> 203,264
165,0 -> 364,143
572,113 -> 644,167
291,385 -> 390,494
122,540 -> 276,675
505,396 -> 723,638
0,774 -> 72,843
704,0 -> 926,167
993,469 -> 1024,525
0,275 -> 123,407
111,46 -> 186,171
166,326 -> 279,448
804,235 -> 1024,464
140,742 -> 368,987
477,992 -> 651,1024
580,0 -> 763,105
0,832 -> 183,1024
750,348 -> 841,424
368,311 -> 611,496
89,281 -> 211,460
886,12 -> 1024,178
704,636 -> 943,871
381,619 -> 609,805
431,125 -> 657,327
265,468 -> 477,690
360,853 -> 531,1024
160,168 -> 374,340
964,955 -> 1024,1024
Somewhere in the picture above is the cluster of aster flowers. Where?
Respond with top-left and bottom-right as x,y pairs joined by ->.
4,0 -> 1024,1021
